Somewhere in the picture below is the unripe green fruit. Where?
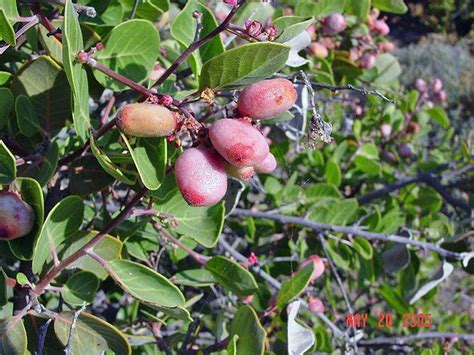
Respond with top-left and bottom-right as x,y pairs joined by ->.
209,119 -> 269,167
116,103 -> 177,138
175,147 -> 228,207
0,192 -> 35,240
226,164 -> 254,181
237,79 -> 297,120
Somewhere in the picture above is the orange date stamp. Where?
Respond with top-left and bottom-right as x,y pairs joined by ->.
345,313 -> 433,329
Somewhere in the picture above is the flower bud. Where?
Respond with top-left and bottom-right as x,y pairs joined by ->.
323,13 -> 347,36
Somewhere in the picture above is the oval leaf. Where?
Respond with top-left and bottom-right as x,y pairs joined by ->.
106,259 -> 185,308
0,317 -> 27,355
199,42 -> 291,90
64,271 -> 100,305
0,140 -> 16,184
32,196 -> 85,274
205,256 -> 258,297
276,262 -> 314,309
229,306 -> 266,355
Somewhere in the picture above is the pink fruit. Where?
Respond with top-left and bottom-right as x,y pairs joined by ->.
359,52 -> 376,69
299,255 -> 325,283
380,123 -> 392,137
209,119 -> 269,167
435,89 -> 447,102
323,13 -> 347,36
373,19 -> 390,35
382,151 -> 397,163
116,103 -> 177,138
174,147 -> 228,206
226,164 -> 255,181
309,42 -> 328,58
254,153 -> 277,174
354,105 -> 363,116
414,78 -> 428,92
320,37 -> 337,49
308,297 -> 325,313
407,122 -> 420,134
0,192 -> 35,240
378,41 -> 395,52
237,79 -> 297,120
432,78 -> 443,93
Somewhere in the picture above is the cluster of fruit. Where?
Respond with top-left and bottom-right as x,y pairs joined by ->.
414,77 -> 447,106
117,78 -> 298,206
307,10 -> 395,70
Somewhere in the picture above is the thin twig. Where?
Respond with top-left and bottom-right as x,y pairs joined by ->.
129,0 -> 140,19
231,209 -> 467,260
0,15 -> 40,55
36,318 -> 52,355
64,303 -> 86,355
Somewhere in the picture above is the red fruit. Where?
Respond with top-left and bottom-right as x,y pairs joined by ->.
432,78 -> 443,93
0,192 -> 35,240
254,153 -> 277,174
299,255 -> 325,283
435,89 -> 447,103
373,19 -> 390,35
323,13 -> 347,36
116,103 -> 177,138
226,164 -> 255,181
358,52 -> 376,69
378,41 -> 395,52
407,122 -> 420,134
308,297 -> 325,313
320,37 -> 337,50
308,42 -> 328,58
209,119 -> 269,167
237,79 -> 297,120
414,78 -> 428,92
174,147 -> 228,206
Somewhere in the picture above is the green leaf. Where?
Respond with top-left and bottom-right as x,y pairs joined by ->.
426,107 -> 449,128
121,134 -> 166,191
0,87 -> 14,129
0,317 -> 27,355
0,140 -> 16,184
62,0 -> 90,140
310,198 -> 359,226
345,0 -> 370,19
32,196 -> 84,274
0,267 -> 7,306
170,0 -> 224,78
295,0 -> 346,18
11,56 -> 71,136
372,0 -> 408,14
8,178 -> 44,260
15,95 -> 42,137
229,306 -> 266,355
199,42 -> 291,90
276,262 -> 314,309
374,53 -> 401,84
357,143 -> 379,160
354,155 -> 382,175
15,272 -> 29,286
119,0 -> 168,20
90,134 -> 136,185
379,284 -> 411,314
0,0 -> 19,22
226,335 -> 239,355
353,238 -> 373,260
106,259 -> 185,308
94,20 -> 160,91
0,9 -> 15,46
416,187 -> 442,213
173,269 -> 215,287
205,256 -> 258,297
304,183 -> 341,202
60,231 -> 123,280
17,141 -> 59,187
68,156 -> 115,196
54,312 -> 131,355
324,160 -> 341,187
273,16 -> 314,43
152,174 -> 224,248
0,71 -> 12,86
64,271 -> 100,305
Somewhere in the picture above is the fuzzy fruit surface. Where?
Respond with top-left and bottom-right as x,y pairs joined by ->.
0,191 -> 35,240
209,119 -> 269,167
237,79 -> 297,120
299,255 -> 325,283
175,147 -> 227,206
116,103 -> 177,138
254,153 -> 277,173
308,297 -> 325,313
226,164 -> 254,181
323,13 -> 347,35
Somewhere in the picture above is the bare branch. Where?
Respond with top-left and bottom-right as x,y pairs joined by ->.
64,304 -> 86,355
231,209 -> 467,260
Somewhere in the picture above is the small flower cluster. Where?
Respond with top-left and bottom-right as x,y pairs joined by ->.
244,20 -> 278,41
